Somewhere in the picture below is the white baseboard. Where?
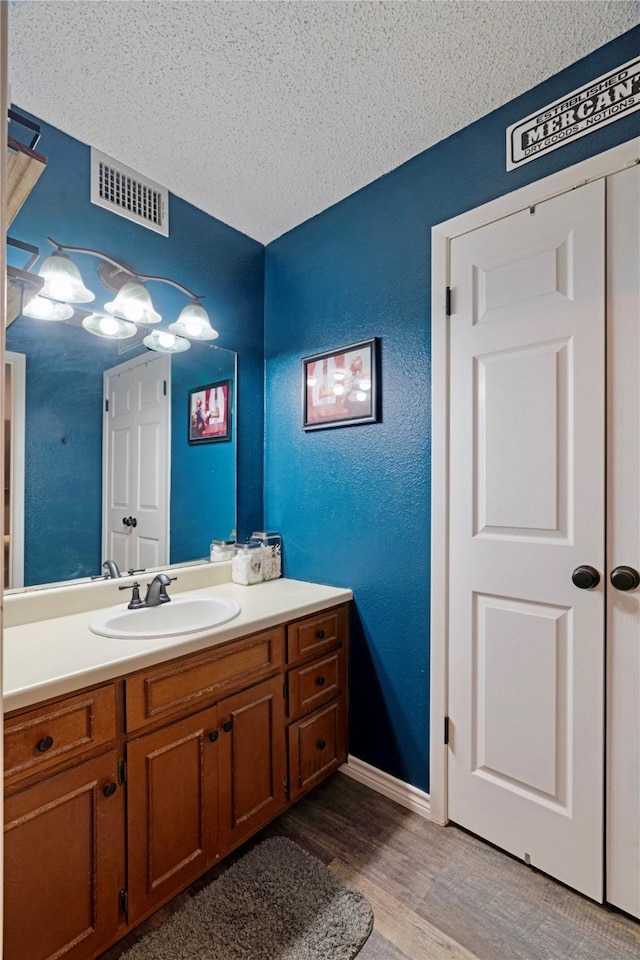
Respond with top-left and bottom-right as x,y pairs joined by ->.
339,755 -> 431,820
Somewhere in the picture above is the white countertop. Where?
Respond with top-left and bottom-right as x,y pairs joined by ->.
3,578 -> 352,714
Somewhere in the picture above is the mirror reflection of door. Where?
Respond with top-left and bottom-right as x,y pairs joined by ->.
103,353 -> 170,575
4,352 -> 25,589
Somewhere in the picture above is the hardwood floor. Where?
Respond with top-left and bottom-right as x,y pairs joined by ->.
100,772 -> 640,960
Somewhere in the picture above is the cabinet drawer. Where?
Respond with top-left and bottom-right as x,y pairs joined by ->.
288,646 -> 346,721
4,684 -> 118,784
125,627 -> 285,732
288,696 -> 347,801
287,604 -> 347,666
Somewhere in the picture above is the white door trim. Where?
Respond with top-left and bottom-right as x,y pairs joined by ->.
5,352 -> 26,589
429,136 -> 640,827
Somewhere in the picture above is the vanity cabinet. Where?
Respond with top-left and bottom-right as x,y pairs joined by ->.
4,751 -> 124,960
127,673 -> 286,923
286,605 -> 348,801
3,601 -> 349,960
127,705 -> 219,920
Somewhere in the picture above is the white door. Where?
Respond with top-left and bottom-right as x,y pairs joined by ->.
606,163 -> 640,917
103,353 -> 170,574
447,180 -> 605,900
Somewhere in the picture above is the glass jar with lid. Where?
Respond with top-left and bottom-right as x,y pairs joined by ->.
231,542 -> 264,585
249,531 -> 282,580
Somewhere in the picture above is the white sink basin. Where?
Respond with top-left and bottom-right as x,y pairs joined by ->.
89,595 -> 241,639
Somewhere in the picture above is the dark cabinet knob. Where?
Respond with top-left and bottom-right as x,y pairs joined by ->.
36,735 -> 54,753
572,565 -> 600,590
222,720 -> 234,733
102,782 -> 117,798
315,629 -> 325,639
315,676 -> 326,686
122,517 -> 131,526
610,565 -> 640,592
316,740 -> 327,750
208,730 -> 219,742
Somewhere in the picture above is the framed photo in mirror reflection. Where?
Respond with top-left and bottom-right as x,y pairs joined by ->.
188,379 -> 232,444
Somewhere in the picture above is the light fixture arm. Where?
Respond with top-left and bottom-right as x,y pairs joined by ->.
46,237 -> 204,300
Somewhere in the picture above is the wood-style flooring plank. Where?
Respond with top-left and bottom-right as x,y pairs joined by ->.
330,856 -> 480,960
98,772 -> 640,960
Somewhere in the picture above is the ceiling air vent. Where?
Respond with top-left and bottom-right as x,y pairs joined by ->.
90,148 -> 169,237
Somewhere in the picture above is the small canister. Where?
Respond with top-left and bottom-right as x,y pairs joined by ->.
210,539 -> 235,562
249,531 -> 282,580
231,542 -> 264,585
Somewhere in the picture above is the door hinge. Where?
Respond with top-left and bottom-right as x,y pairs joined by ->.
163,379 -> 167,396
283,674 -> 288,699
283,774 -> 289,794
104,398 -> 109,413
445,287 -> 452,317
118,758 -> 127,784
444,716 -> 450,745
118,888 -> 128,915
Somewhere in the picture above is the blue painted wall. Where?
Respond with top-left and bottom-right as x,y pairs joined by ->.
8,115 -> 264,583
264,27 -> 640,791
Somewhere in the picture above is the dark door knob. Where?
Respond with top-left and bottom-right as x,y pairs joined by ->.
36,735 -> 54,753
610,565 -> 640,592
122,517 -> 131,526
102,782 -> 117,798
222,720 -> 234,733
208,730 -> 219,742
572,565 -> 600,590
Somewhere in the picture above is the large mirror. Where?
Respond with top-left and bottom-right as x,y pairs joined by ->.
4,300 -> 237,592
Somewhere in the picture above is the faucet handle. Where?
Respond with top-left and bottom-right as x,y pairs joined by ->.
119,581 -> 145,609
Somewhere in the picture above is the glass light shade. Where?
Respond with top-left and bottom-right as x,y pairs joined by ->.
23,296 -> 74,321
143,330 -> 190,354
38,251 -> 95,303
104,282 -> 161,325
168,301 -> 218,340
82,313 -> 137,340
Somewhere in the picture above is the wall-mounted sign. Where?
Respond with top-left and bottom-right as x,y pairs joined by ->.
507,55 -> 640,170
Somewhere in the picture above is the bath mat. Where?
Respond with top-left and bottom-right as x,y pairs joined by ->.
121,836 -> 374,960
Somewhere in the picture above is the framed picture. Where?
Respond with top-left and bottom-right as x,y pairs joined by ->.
188,379 -> 232,444
302,338 -> 380,431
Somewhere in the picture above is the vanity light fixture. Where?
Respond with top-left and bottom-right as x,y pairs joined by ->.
168,300 -> 218,340
143,330 -> 190,354
40,237 -> 218,345
82,312 -> 138,340
104,281 -> 162,325
38,250 -> 95,303
22,296 -> 75,321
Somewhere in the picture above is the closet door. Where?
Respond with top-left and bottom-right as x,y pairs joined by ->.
447,179 -> 606,901
606,163 -> 640,918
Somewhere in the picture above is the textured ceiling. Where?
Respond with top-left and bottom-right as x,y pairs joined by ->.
8,0 -> 640,244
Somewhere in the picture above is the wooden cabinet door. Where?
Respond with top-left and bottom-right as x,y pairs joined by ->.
288,696 -> 347,801
126,706 -> 219,924
218,675 -> 286,856
4,751 -> 124,960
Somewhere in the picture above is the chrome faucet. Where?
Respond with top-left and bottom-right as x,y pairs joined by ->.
91,559 -> 121,580
143,573 -> 177,607
119,573 -> 177,609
